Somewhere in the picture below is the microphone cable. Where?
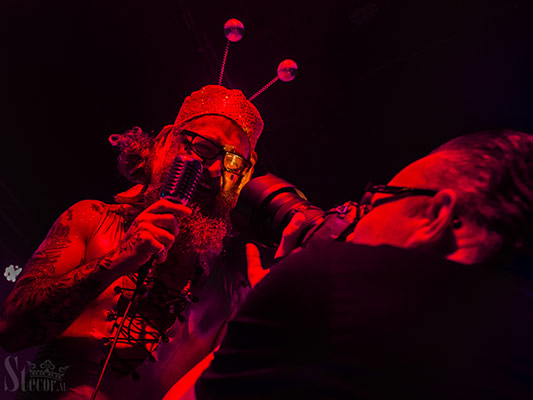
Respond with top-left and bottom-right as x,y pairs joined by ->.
90,156 -> 203,400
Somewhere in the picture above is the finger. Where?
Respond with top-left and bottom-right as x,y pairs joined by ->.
275,212 -> 306,259
150,214 -> 180,237
246,243 -> 262,270
145,227 -> 176,264
154,245 -> 168,264
246,243 -> 268,288
147,226 -> 176,250
122,228 -> 173,265
143,199 -> 193,218
132,224 -> 175,256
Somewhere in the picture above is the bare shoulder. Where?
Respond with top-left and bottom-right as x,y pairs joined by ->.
6,200 -> 112,290
69,199 -> 109,215
64,199 -> 111,238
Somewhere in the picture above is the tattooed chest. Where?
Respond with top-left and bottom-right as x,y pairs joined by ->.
86,236 -> 121,260
86,208 -> 135,260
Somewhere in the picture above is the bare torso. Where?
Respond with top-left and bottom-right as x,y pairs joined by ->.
26,202 -> 249,399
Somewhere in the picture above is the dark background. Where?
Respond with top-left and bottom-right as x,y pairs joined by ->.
1,0 -> 532,392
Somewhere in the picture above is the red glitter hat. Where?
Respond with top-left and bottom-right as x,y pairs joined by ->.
155,18 -> 296,151
171,84 -> 264,150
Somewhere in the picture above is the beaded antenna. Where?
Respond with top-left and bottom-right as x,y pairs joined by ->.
217,18 -> 298,101
110,18 -> 297,164
248,59 -> 298,101
219,19 -> 245,85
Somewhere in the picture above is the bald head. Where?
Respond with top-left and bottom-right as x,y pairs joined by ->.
351,130 -> 533,264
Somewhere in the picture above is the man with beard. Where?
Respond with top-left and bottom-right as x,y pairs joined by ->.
0,85 -> 265,399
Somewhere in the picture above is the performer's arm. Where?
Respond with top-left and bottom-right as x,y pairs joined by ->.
0,199 -> 190,353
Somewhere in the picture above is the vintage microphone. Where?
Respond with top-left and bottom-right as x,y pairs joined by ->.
91,155 -> 203,400
132,155 -> 204,294
160,155 -> 204,205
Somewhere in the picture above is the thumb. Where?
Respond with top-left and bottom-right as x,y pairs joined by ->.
275,212 -> 306,259
246,243 -> 269,288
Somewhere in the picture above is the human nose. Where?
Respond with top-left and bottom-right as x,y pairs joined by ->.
203,157 -> 223,178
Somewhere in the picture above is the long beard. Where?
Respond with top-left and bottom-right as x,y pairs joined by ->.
143,167 -> 235,288
172,203 -> 231,267
151,203 -> 230,289
143,151 -> 238,219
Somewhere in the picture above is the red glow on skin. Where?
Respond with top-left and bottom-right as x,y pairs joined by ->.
162,352 -> 215,399
351,153 -> 459,249
151,115 -> 251,199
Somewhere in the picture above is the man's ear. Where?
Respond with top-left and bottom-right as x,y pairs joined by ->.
407,189 -> 458,248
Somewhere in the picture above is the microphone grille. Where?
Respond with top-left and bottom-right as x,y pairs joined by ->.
161,155 -> 203,206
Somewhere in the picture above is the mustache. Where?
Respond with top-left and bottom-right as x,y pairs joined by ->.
192,175 -> 222,203
144,151 -> 238,220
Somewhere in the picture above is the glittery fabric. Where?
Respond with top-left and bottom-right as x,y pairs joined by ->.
168,85 -> 263,150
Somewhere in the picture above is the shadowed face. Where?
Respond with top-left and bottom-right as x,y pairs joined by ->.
148,115 -> 252,217
350,154 -> 447,248
144,115 -> 254,274
183,115 -> 252,210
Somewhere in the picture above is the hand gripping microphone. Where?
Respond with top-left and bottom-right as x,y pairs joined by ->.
135,154 -> 204,293
91,155 -> 203,400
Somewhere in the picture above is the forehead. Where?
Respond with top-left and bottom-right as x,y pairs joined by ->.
183,115 -> 250,157
366,153 -> 444,204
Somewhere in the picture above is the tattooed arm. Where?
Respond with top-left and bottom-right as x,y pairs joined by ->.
0,199 -> 191,353
0,200 -> 127,352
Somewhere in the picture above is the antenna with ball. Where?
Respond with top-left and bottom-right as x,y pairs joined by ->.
218,18 -> 245,85
248,59 -> 298,101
